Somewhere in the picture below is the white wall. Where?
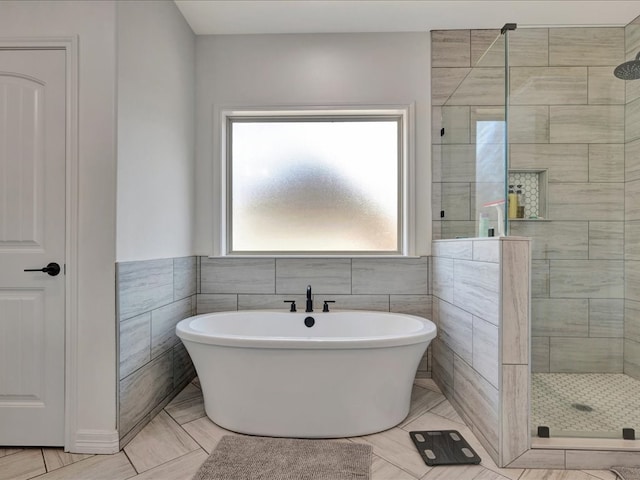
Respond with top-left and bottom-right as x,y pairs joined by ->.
195,32 -> 432,256
116,0 -> 196,262
0,0 -> 118,449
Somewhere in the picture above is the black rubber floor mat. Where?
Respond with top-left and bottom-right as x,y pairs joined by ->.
409,430 -> 481,466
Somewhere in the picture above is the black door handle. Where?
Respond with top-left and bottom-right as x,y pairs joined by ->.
24,262 -> 61,277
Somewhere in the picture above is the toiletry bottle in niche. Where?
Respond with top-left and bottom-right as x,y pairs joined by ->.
478,212 -> 490,237
508,185 -> 518,219
516,185 -> 525,218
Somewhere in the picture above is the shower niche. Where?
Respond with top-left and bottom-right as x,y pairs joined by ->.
507,169 -> 547,221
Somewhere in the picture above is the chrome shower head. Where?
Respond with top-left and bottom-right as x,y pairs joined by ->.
614,52 -> 640,80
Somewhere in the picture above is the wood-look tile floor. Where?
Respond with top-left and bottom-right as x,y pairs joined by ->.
0,378 -> 619,480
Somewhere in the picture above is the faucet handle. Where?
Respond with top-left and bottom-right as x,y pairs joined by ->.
322,300 -> 335,312
284,300 -> 297,312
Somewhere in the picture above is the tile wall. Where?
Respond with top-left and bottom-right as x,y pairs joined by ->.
116,257 -> 197,448
196,257 -> 432,377
503,27 -> 626,374
432,27 -> 627,374
430,237 -> 531,467
625,15 -> 640,381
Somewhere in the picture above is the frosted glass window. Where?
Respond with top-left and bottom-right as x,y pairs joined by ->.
227,116 -> 401,254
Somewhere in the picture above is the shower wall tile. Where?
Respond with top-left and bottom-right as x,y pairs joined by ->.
446,68 -> 504,106
453,259 -> 500,325
173,257 -> 197,301
431,30 -> 470,67
548,183 -> 624,221
588,66 -> 626,104
509,221 -> 588,259
625,300 -> 640,343
531,298 -> 589,337
626,222 -> 640,261
472,240 -> 500,263
589,299 -> 623,338
588,221 -> 624,259
352,257 -> 428,295
196,294 -> 237,314
510,143 -> 588,183
431,182 -> 442,222
432,106 -> 470,144
151,297 -> 194,359
549,27 -> 625,67
117,259 -> 174,321
316,294 -> 389,312
628,76 -> 640,104
275,258 -> 351,294
508,106 -> 549,144
625,138 -> 640,182
432,257 -> 454,303
472,316 -> 499,387
437,144 -> 476,182
200,258 -> 275,294
626,97 -> 640,143
549,337 -> 623,373
549,105 -> 624,144
441,220 -> 475,240
624,339 -> 640,380
625,178 -> 640,221
589,144 -> 625,182
438,299 -> 473,364
531,260 -> 550,298
470,105 -> 505,142
509,67 -> 587,105
119,313 -> 151,380
625,260 -> 640,302
470,29 -> 502,67
238,294 -> 306,310
431,67 -> 471,106
550,260 -> 624,298
509,28 -> 549,67
453,355 -> 499,452
501,364 -> 529,466
431,240 -> 472,260
119,350 -> 174,439
389,295 -> 432,318
441,183 -> 471,220
531,337 -> 550,373
502,239 -> 530,364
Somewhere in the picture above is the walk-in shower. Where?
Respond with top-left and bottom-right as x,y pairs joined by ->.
433,14 -> 640,446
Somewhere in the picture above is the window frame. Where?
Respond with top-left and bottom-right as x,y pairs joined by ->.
218,106 -> 414,257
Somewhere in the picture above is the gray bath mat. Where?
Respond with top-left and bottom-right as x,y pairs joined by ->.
611,467 -> 640,480
193,435 -> 372,480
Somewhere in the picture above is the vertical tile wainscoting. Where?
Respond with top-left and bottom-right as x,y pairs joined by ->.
430,238 -> 531,467
196,257 -> 433,377
116,257 -> 198,448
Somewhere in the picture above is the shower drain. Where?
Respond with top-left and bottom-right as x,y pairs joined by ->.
571,403 -> 593,412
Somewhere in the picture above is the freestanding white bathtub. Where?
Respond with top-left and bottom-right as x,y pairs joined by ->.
176,310 -> 436,438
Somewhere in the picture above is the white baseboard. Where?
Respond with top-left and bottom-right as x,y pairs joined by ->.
67,429 -> 120,454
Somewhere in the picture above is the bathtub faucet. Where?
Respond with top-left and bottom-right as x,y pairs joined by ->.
306,285 -> 313,312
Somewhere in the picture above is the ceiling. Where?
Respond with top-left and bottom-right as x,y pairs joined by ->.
175,0 -> 640,36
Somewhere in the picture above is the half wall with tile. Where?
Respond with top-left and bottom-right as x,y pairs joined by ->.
196,256 -> 432,377
116,257 -> 198,448
431,237 -> 531,467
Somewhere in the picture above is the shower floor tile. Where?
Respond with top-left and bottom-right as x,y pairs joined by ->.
532,373 -> 640,436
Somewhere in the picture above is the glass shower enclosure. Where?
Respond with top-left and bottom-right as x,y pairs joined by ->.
434,16 -> 640,442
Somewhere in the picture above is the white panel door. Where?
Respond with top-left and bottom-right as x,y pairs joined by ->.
0,49 -> 66,445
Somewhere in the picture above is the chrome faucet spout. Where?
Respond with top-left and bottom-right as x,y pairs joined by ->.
306,285 -> 313,312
